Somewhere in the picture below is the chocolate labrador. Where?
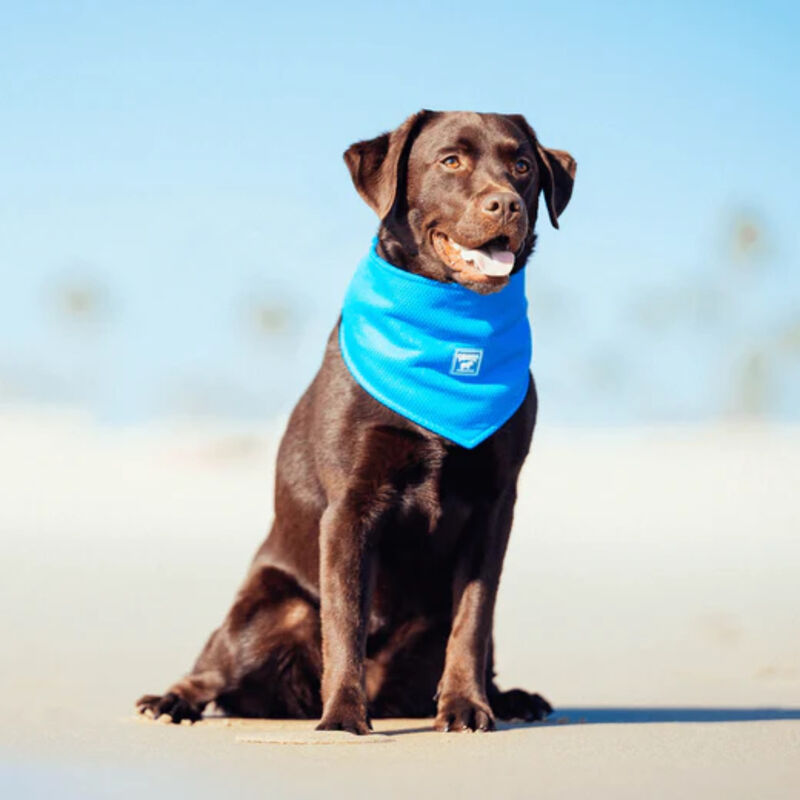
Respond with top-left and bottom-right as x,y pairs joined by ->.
137,110 -> 575,733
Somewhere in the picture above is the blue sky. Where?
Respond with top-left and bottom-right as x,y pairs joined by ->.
1,1 -> 798,423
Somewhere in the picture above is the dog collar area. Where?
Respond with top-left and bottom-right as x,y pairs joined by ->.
338,241 -> 532,448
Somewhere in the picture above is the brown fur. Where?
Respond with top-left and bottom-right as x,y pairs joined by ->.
137,110 -> 575,733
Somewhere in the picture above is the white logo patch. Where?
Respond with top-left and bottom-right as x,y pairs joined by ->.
450,348 -> 484,376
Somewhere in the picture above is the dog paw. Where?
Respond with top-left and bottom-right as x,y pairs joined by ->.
489,688 -> 552,722
136,692 -> 203,724
434,695 -> 495,732
316,688 -> 372,735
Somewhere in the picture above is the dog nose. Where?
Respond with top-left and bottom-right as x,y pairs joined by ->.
481,192 -> 522,222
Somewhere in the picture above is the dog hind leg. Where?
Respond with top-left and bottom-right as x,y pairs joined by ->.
137,565 -> 321,722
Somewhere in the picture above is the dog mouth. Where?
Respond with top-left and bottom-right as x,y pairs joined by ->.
431,232 -> 516,282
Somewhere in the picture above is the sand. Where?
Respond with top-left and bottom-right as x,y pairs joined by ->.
1,407 -> 798,798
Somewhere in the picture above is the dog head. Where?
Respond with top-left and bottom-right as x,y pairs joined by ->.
344,110 -> 576,294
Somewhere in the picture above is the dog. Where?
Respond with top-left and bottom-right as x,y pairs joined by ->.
137,110 -> 575,734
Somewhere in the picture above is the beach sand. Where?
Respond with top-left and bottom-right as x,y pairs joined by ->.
1,407 -> 798,798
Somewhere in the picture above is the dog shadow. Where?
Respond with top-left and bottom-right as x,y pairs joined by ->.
499,706 -> 800,729
380,707 -> 800,736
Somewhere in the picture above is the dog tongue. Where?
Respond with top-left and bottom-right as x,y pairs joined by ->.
460,246 -> 515,277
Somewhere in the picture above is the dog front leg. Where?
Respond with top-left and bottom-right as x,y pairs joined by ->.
434,489 -> 516,732
316,495 -> 377,734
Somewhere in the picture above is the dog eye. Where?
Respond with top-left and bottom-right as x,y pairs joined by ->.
441,155 -> 461,169
514,158 -> 531,174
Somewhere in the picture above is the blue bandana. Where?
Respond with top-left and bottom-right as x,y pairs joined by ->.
339,240 -> 532,449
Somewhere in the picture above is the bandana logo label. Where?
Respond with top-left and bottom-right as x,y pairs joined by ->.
450,348 -> 483,377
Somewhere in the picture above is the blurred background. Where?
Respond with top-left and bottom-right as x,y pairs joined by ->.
2,6 -> 799,795
2,0 -> 798,427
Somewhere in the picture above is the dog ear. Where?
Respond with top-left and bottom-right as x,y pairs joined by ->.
535,145 -> 577,229
344,110 -> 432,219
506,114 -> 576,229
